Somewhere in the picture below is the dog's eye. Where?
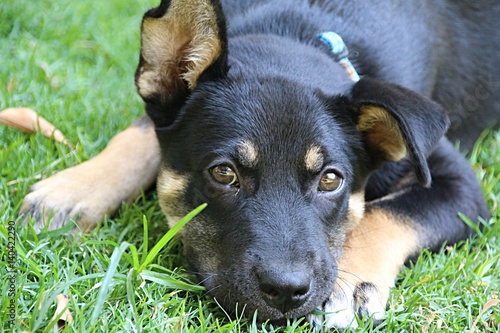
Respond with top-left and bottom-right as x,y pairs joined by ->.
318,171 -> 343,192
210,165 -> 239,186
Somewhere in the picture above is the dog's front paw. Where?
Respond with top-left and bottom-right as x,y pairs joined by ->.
21,121 -> 161,233
308,209 -> 420,331
308,279 -> 386,330
20,160 -> 122,232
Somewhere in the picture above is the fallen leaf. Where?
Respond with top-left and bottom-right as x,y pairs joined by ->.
471,299 -> 500,332
0,107 -> 72,147
51,294 -> 74,330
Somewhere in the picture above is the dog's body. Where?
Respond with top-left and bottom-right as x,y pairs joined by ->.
221,0 -> 499,152
22,0 -> 498,329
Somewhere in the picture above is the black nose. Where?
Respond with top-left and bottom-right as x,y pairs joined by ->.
257,269 -> 312,313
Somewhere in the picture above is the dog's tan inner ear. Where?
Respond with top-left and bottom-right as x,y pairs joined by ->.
137,0 -> 222,99
357,105 -> 408,162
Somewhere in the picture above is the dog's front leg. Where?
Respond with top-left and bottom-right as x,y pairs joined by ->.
21,115 -> 160,232
309,208 -> 417,329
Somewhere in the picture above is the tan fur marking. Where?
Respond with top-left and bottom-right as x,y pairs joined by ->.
338,209 -> 419,301
157,166 -> 189,229
101,125 -> 161,203
304,144 -> 324,173
237,140 -> 259,168
138,0 -> 221,98
346,191 -> 365,230
357,105 -> 407,161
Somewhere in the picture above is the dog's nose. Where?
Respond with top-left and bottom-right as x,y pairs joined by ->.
257,269 -> 311,313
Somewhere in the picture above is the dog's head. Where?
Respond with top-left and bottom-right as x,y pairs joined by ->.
135,0 -> 449,322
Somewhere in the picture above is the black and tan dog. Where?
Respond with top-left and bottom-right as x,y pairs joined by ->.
22,0 -> 499,330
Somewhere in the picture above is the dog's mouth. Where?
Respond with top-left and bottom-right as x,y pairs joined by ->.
260,298 -> 332,329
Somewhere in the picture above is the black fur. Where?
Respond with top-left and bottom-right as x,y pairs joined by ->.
138,0 -> 497,325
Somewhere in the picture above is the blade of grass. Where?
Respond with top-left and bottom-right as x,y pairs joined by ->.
126,268 -> 140,328
141,215 -> 148,267
128,243 -> 140,270
90,242 -> 131,324
137,203 -> 206,273
140,269 -> 205,292
458,212 -> 481,235
30,221 -> 76,240
474,253 -> 500,278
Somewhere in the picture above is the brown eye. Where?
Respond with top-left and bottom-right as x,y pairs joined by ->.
319,171 -> 343,192
210,165 -> 239,186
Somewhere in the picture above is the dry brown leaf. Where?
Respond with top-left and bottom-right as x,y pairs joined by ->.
51,294 -> 74,330
0,107 -> 72,147
471,299 -> 500,332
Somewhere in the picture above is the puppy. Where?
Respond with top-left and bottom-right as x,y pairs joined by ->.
22,0 -> 498,329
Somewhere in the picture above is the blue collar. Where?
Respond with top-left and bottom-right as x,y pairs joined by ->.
318,32 -> 360,82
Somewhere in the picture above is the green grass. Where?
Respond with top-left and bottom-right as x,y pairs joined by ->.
1,1 -> 499,332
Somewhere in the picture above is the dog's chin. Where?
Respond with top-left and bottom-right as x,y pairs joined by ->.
265,315 -> 309,328
207,280 -> 329,325
212,295 -> 318,325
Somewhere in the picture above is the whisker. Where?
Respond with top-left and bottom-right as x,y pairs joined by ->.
197,274 -> 220,286
204,284 -> 223,297
213,297 -> 232,322
337,269 -> 363,283
184,270 -> 222,286
336,276 -> 356,295
334,280 -> 350,301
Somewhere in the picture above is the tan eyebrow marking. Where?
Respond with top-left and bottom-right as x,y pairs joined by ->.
237,140 -> 259,168
304,144 -> 324,173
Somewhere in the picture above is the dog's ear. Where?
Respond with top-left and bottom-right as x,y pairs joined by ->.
351,78 -> 450,187
135,0 -> 228,127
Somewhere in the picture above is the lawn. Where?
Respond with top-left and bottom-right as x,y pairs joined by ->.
1,0 -> 499,332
